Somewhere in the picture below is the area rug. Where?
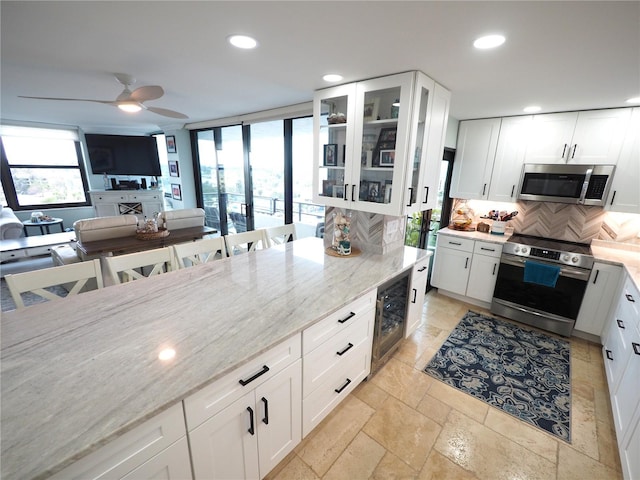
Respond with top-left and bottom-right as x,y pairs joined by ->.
424,310 -> 571,442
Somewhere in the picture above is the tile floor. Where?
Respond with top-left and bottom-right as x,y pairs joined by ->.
267,290 -> 622,480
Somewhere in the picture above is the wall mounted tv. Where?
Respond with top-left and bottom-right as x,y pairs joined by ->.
85,134 -> 161,176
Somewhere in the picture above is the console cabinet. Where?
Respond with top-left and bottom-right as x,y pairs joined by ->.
89,190 -> 164,221
313,71 -> 450,215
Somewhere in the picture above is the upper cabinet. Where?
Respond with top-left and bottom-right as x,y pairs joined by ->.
606,107 -> 640,214
313,71 -> 450,215
524,108 -> 632,164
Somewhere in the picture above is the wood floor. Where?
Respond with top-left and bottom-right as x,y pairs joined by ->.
267,290 -> 622,480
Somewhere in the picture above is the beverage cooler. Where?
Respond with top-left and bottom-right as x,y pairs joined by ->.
371,270 -> 411,373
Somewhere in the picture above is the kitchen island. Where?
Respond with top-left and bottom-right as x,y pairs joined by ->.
1,237 -> 429,479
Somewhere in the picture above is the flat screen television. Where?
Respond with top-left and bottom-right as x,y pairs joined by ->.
85,134 -> 161,176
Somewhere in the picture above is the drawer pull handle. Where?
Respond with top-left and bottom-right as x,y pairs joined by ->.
423,186 -> 429,203
335,378 -> 352,394
605,349 -> 613,361
261,397 -> 269,425
448,241 -> 462,246
617,319 -> 625,329
247,407 -> 255,435
344,184 -> 349,201
411,288 -> 417,304
351,184 -> 356,202
492,263 -> 497,276
465,258 -> 469,269
338,312 -> 356,324
417,266 -> 427,272
480,247 -> 495,252
592,269 -> 600,284
633,343 -> 640,356
239,365 -> 270,386
626,294 -> 635,303
336,343 -> 354,356
407,187 -> 414,207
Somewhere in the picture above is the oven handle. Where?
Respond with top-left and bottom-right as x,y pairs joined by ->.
499,254 -> 591,281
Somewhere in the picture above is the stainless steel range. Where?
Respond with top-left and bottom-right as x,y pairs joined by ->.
491,234 -> 594,337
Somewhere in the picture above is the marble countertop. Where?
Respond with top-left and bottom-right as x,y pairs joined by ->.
0,237 -> 429,480
436,227 -> 511,244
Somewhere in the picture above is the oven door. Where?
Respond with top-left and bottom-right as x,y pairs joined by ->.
491,254 -> 590,336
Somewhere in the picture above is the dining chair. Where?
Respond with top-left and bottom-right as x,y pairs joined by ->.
265,224 -> 297,247
5,259 -> 103,310
104,247 -> 174,284
224,229 -> 269,256
173,237 -> 227,268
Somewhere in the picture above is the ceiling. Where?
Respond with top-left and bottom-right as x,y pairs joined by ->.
1,1 -> 639,135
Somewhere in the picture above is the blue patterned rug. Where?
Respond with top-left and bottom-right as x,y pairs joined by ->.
424,311 -> 571,442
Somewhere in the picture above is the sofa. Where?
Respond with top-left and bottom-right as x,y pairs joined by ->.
0,205 -> 24,240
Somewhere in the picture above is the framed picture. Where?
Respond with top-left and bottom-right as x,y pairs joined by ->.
332,184 -> 345,199
367,181 -> 381,201
372,127 -> 397,166
166,135 -> 177,153
384,180 -> 393,203
359,180 -> 369,201
323,143 -> 338,166
363,98 -> 379,122
322,179 -> 336,196
171,183 -> 182,201
380,150 -> 395,166
168,160 -> 180,177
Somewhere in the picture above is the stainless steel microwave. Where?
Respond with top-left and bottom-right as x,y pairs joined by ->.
518,164 -> 615,206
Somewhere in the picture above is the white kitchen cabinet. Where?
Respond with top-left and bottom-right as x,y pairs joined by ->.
487,116 -> 532,202
405,256 -> 430,338
50,403 -> 190,480
607,107 -> 640,214
90,190 -> 164,222
449,118 -> 501,200
431,235 -> 474,296
189,360 -> 302,480
575,262 -> 623,337
313,71 -> 450,215
621,405 -> 640,480
524,108 -> 632,165
302,291 -> 375,436
466,241 -> 502,303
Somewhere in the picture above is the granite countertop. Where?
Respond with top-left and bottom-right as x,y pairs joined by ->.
436,227 -> 511,245
0,237 -> 430,480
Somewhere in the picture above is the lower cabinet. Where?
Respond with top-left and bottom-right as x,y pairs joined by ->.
602,273 -> 640,480
575,262 -> 622,337
405,257 -> 430,338
189,360 -> 302,480
466,241 -> 502,303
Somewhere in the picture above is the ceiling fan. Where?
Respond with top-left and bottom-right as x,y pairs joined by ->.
19,73 -> 188,119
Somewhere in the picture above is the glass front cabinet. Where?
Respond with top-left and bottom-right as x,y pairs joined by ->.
313,71 -> 451,215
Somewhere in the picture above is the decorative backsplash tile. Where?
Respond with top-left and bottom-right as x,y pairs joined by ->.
455,198 -> 640,245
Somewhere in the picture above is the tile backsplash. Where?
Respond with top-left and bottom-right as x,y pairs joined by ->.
456,199 -> 640,244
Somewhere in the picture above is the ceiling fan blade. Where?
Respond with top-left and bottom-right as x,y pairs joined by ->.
130,85 -> 164,102
19,95 -> 114,104
146,106 -> 189,119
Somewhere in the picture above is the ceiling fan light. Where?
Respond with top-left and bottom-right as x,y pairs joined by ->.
118,103 -> 142,113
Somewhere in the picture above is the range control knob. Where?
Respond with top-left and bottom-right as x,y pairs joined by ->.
562,254 -> 570,262
514,246 -> 520,253
571,256 -> 579,264
521,247 -> 529,255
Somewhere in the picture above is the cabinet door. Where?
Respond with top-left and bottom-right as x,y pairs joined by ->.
524,112 -> 577,164
121,438 -> 192,480
621,406 -> 640,480
418,83 -> 451,211
466,253 -> 500,303
569,108 -> 632,164
95,204 -> 119,217
575,262 -> 622,337
488,116 -> 532,202
450,119 -> 500,200
255,359 -> 302,477
189,390 -> 260,480
313,83 -> 357,208
607,107 -> 640,213
431,247 -> 471,296
612,326 -> 640,442
405,259 -> 429,338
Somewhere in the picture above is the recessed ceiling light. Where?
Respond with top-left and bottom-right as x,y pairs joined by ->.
523,105 -> 542,113
626,96 -> 640,104
228,34 -> 258,49
323,74 -> 343,82
473,34 -> 506,49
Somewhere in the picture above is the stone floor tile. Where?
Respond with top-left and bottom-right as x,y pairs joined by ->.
596,419 -> 622,472
416,392 -> 452,426
363,396 -> 441,471
370,451 -> 418,480
426,380 -> 488,424
266,455 -> 319,480
435,410 -> 557,480
369,357 -> 433,408
352,378 -> 389,411
417,450 -> 477,480
322,432 -> 386,480
557,443 -> 622,480
571,390 -> 599,460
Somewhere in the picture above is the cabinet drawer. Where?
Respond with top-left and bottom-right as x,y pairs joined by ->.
25,245 -> 56,257
50,403 -> 186,480
303,309 -> 373,397
184,334 -> 301,431
303,290 -> 376,355
436,234 -> 474,253
473,241 -> 502,258
414,256 -> 430,275
0,249 -> 26,262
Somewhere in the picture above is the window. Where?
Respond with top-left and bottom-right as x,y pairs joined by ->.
0,126 -> 90,209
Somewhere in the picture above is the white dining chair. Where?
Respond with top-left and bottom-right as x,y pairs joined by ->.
104,247 -> 174,284
173,237 -> 227,268
224,229 -> 269,256
265,224 -> 297,247
5,259 -> 103,310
